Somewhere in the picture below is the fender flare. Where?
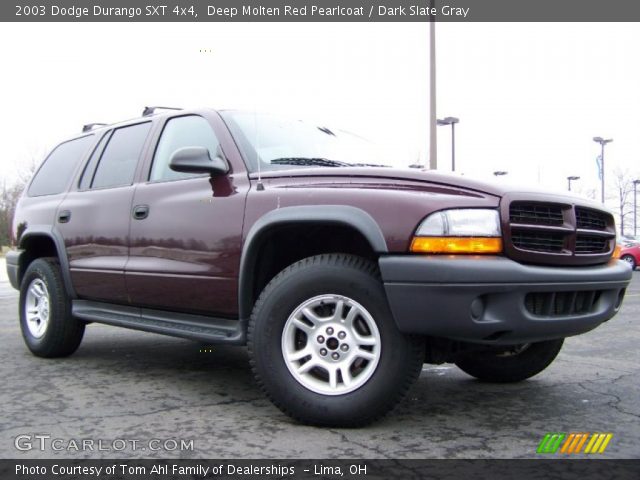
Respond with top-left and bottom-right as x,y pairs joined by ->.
238,205 -> 388,319
18,226 -> 77,298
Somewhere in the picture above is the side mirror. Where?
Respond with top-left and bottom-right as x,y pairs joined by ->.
169,146 -> 228,176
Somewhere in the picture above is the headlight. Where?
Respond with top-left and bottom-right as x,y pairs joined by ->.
410,209 -> 503,254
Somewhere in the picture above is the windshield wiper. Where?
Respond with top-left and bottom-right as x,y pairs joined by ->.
270,157 -> 349,167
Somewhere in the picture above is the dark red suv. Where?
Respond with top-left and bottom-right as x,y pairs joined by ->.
6,108 -> 632,426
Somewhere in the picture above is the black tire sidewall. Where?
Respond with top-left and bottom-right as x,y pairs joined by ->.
250,257 -> 422,426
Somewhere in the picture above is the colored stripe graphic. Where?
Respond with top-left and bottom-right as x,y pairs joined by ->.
585,433 -> 613,454
544,433 -> 614,454
537,433 -> 565,453
560,433 -> 589,454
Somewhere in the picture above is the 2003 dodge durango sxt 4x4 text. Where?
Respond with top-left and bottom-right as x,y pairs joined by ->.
6,108 -> 632,426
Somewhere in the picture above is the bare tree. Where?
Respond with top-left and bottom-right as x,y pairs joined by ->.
608,168 -> 635,235
0,159 -> 38,247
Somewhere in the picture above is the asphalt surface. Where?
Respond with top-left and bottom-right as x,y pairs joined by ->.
1,258 -> 638,459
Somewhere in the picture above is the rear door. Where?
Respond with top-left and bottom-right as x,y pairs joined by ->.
57,121 -> 153,303
125,112 -> 248,316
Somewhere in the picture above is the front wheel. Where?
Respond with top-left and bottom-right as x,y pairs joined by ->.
248,254 -> 424,427
454,339 -> 564,383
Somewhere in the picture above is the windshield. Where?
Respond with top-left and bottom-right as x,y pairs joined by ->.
220,111 -> 390,172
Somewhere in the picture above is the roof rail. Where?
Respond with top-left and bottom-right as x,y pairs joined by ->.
82,123 -> 108,132
142,106 -> 182,117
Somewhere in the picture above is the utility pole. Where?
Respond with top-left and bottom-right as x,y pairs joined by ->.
593,137 -> 612,204
437,117 -> 459,171
429,14 -> 437,169
634,179 -> 640,237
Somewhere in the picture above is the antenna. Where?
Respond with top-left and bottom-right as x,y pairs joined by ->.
254,109 -> 264,191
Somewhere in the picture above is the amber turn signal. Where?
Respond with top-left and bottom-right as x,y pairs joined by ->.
612,244 -> 622,259
410,237 -> 503,254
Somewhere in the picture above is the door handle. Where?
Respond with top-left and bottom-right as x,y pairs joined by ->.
132,205 -> 150,220
58,210 -> 71,223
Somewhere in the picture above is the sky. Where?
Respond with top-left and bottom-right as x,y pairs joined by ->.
1,22 -> 639,211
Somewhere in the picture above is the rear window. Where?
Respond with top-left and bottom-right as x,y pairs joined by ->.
28,135 -> 94,197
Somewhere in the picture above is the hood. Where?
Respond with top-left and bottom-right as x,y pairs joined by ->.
252,167 -> 603,206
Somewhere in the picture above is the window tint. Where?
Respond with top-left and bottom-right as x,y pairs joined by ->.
28,135 -> 94,196
78,131 -> 111,190
91,122 -> 151,189
150,116 -> 220,182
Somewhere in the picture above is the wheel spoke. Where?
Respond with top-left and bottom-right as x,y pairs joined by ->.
339,365 -> 353,387
291,317 -> 314,334
356,348 -> 377,361
353,331 -> 377,346
286,347 -> 312,362
328,366 -> 338,389
301,308 -> 324,327
29,284 -> 42,299
296,359 -> 317,375
332,299 -> 345,321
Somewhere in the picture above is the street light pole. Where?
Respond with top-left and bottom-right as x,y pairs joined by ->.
437,117 -> 459,171
567,175 -> 580,191
634,179 -> 640,237
593,137 -> 613,204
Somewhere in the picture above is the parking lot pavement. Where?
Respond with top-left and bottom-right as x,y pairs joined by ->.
1,257 -> 638,459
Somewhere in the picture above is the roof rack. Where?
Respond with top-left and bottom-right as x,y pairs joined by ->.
82,123 -> 108,132
142,106 -> 182,117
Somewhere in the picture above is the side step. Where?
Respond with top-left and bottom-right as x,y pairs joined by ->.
72,300 -> 246,345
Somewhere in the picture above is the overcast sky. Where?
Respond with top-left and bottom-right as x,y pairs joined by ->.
1,22 -> 639,209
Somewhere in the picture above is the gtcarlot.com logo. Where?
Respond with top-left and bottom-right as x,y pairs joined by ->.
537,432 -> 613,454
14,434 -> 194,452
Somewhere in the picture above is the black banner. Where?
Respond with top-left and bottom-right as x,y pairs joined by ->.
2,460 -> 640,480
4,0 -> 640,22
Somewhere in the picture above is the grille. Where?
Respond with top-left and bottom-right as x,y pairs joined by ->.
576,207 -> 607,231
525,291 -> 601,317
506,200 -> 614,263
511,231 -> 565,253
510,202 -> 564,226
575,235 -> 609,254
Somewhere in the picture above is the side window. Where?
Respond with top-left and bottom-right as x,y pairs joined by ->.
28,135 -> 94,197
91,122 -> 151,189
150,115 -> 220,182
78,131 -> 111,190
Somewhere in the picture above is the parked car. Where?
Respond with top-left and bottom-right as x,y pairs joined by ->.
620,242 -> 640,270
5,108 -> 633,426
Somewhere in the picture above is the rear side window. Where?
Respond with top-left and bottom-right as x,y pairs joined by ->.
91,122 -> 151,189
78,131 -> 111,190
28,135 -> 94,196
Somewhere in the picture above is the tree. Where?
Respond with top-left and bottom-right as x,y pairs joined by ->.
608,168 -> 635,235
0,160 -> 37,247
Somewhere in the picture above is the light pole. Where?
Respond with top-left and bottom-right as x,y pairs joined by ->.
437,117 -> 459,172
593,137 -> 613,203
567,175 -> 580,191
493,171 -> 508,177
634,179 -> 640,237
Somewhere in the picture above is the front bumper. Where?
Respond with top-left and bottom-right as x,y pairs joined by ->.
5,249 -> 21,290
379,255 -> 632,345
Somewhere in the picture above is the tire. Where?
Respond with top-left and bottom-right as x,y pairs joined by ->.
19,257 -> 85,358
621,254 -> 636,270
248,254 -> 424,427
454,339 -> 564,383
